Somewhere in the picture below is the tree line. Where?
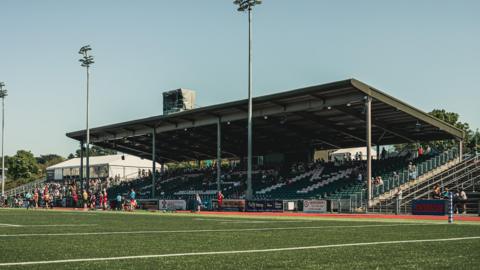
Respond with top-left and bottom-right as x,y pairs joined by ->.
1,146 -> 116,191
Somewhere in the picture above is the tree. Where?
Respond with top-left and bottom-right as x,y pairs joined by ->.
428,109 -> 473,153
74,145 -> 117,157
5,150 -> 40,180
394,109 -> 474,154
36,154 -> 65,174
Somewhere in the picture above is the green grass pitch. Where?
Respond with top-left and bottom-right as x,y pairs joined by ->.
0,209 -> 479,269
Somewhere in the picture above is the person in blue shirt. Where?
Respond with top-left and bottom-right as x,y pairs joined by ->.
25,191 -> 33,210
129,188 -> 136,211
116,194 -> 122,211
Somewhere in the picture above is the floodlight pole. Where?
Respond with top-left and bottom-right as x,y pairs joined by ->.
217,118 -> 222,192
78,45 -> 94,190
0,82 -> 7,197
85,63 -> 91,188
234,0 -> 261,200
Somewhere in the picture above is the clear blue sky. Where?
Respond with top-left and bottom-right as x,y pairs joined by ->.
1,0 -> 479,157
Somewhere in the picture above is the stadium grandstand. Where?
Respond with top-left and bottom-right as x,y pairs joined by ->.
49,78 -> 476,214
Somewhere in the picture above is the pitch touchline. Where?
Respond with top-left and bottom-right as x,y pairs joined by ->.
0,224 -> 21,227
1,236 -> 478,266
0,224 -> 97,227
0,223 -> 439,237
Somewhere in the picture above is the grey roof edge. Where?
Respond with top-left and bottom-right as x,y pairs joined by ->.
350,79 -> 464,140
66,79 -> 354,139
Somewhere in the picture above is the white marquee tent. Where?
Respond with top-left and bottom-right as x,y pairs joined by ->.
46,154 -> 161,181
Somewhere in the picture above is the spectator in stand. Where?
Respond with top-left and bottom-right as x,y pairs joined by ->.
378,176 -> 384,186
381,148 -> 387,160
425,145 -> 432,156
432,184 -> 441,199
418,146 -> 424,157
442,187 -> 450,199
357,172 -> 363,183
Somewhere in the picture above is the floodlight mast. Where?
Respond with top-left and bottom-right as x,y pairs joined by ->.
0,82 -> 6,197
78,45 -> 94,190
233,0 -> 261,200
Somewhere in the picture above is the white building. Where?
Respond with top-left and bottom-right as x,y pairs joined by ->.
46,154 -> 161,181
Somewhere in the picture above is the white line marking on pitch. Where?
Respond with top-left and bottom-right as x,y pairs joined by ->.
0,224 -> 97,227
0,223 -> 21,227
25,224 -> 98,227
1,236 -> 478,266
220,221 -> 313,224
0,223 -> 439,238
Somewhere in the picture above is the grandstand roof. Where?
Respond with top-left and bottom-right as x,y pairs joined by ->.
66,79 -> 464,163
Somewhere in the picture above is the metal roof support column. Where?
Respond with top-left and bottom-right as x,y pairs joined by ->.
152,127 -> 156,199
366,96 -> 372,208
459,139 -> 463,162
217,118 -> 222,192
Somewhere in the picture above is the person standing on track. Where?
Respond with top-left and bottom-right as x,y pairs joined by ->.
43,185 -> 50,209
25,191 -> 32,210
71,183 -> 78,209
195,193 -> 202,213
33,189 -> 39,209
90,192 -> 96,210
102,188 -> 108,210
217,191 -> 224,211
129,188 -> 136,211
82,189 -> 89,210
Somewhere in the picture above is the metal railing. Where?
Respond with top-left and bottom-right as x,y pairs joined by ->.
372,149 -> 459,198
5,178 -> 46,197
371,154 -> 479,213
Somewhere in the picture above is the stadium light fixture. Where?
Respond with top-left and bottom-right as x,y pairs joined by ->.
78,45 -> 94,189
415,121 -> 422,132
0,82 -> 6,197
233,0 -> 262,199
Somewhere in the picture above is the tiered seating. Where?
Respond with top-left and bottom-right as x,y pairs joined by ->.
298,167 -> 355,194
327,149 -> 458,202
257,163 -> 354,199
256,169 -> 320,195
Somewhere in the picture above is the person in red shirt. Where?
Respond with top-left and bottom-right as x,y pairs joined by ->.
217,191 -> 224,211
418,146 -> 424,156
102,188 -> 108,210
43,185 -> 50,209
33,189 -> 39,209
